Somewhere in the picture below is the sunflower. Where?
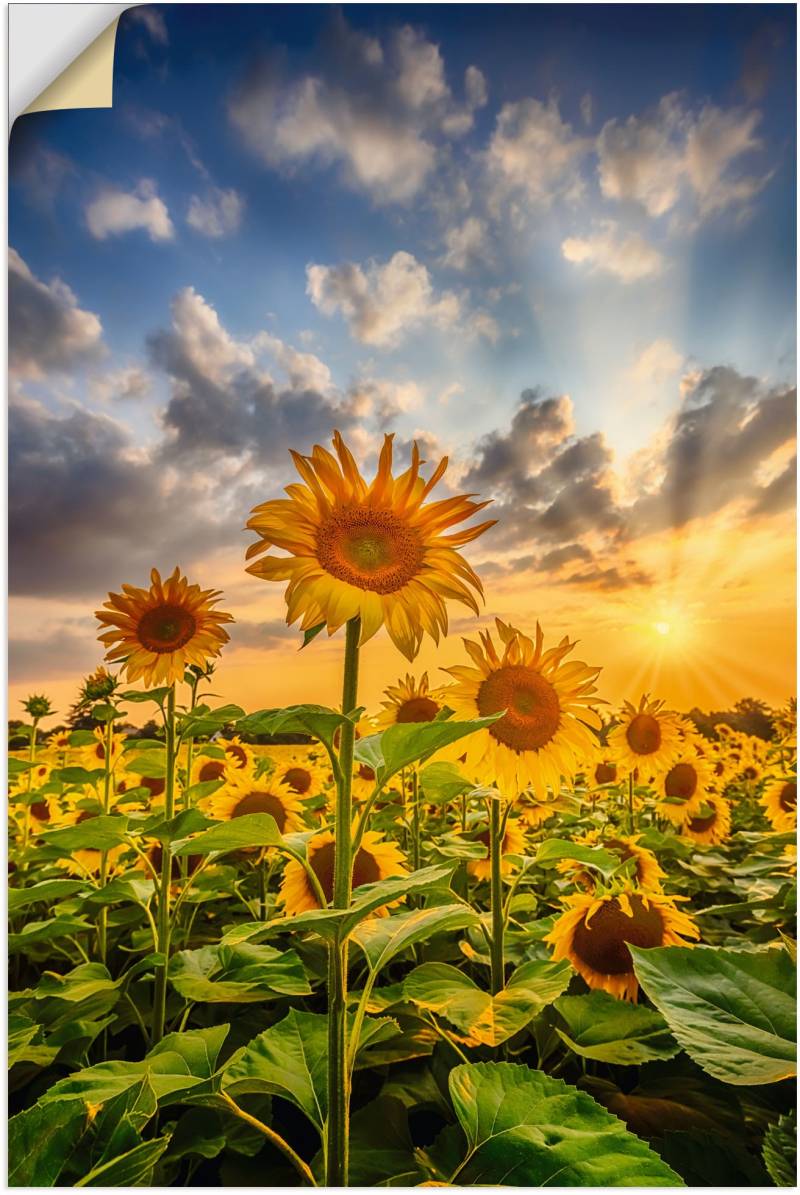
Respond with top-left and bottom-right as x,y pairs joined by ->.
221,735 -> 254,772
80,728 -> 125,773
200,771 -> 306,835
682,793 -> 732,845
96,567 -> 233,687
190,751 -> 230,788
116,770 -> 166,810
245,431 -> 495,661
738,759 -> 765,786
761,777 -> 797,833
545,887 -> 699,1001
655,750 -> 715,825
608,696 -> 683,776
274,753 -> 331,799
374,673 -> 445,729
279,828 -> 407,915
467,816 -> 528,880
558,831 -> 664,892
441,619 -> 601,799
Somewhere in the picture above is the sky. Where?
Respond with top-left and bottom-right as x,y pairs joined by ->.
8,3 -> 797,726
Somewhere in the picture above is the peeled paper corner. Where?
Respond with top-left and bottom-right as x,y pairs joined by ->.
23,16 -> 121,116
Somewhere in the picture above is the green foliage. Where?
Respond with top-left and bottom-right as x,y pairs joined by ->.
554,990 -> 679,1064
762,1110 -> 797,1186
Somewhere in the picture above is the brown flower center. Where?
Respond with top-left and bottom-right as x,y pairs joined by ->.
665,762 -> 698,800
30,800 -> 50,822
137,604 -> 197,653
283,766 -> 312,794
232,790 -> 289,831
316,507 -> 423,594
572,895 -> 665,975
779,782 -> 796,812
357,764 -> 375,782
141,776 -> 166,798
308,840 -> 381,903
477,665 -> 560,752
226,743 -> 248,768
148,844 -> 201,879
595,762 -> 617,784
687,805 -> 718,832
626,713 -> 661,755
198,759 -> 226,783
395,696 -> 440,723
742,766 -> 759,781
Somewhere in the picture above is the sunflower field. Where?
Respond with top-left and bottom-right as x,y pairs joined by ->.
7,432 -> 797,1188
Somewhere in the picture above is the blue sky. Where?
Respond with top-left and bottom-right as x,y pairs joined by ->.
8,3 -> 797,711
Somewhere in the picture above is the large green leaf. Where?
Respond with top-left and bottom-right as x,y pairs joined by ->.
39,815 -> 130,852
8,879 -> 87,911
763,1110 -> 797,1186
34,963 -> 122,1004
235,704 -> 352,751
554,990 -> 678,1064
418,762 -> 472,804
657,1130 -> 770,1186
404,959 -> 571,1047
354,717 -> 498,782
534,837 -> 619,877
9,914 -> 93,953
8,1098 -> 89,1186
179,703 -> 245,738
169,943 -> 311,1002
313,1095 -> 423,1186
172,812 -> 282,856
221,1008 -> 398,1134
352,904 -> 478,973
631,944 -> 796,1085
75,1136 -> 171,1186
436,1061 -> 681,1185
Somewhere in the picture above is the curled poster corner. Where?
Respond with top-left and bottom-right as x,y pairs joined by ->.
20,13 -> 121,118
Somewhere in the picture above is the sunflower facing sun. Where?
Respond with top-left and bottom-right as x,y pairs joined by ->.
682,793 -> 732,845
655,750 -> 715,825
96,567 -> 233,686
374,672 -> 445,729
761,776 -> 797,833
245,431 -> 495,661
441,619 -> 601,798
200,770 -> 306,835
546,886 -> 700,1001
608,695 -> 683,776
279,828 -> 407,915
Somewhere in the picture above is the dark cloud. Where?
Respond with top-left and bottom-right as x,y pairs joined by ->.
9,249 -> 103,378
463,389 -> 573,493
559,564 -> 653,591
227,619 -> 295,651
750,456 -> 796,516
539,543 -> 593,571
9,627 -> 99,684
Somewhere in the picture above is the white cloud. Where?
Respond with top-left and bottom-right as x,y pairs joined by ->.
598,94 -> 767,219
129,7 -> 168,45
86,179 -> 174,241
165,287 -> 255,382
561,221 -> 665,282
306,250 -> 460,347
346,376 -> 424,421
89,366 -> 152,403
628,339 -> 684,386
468,309 -> 501,344
487,98 -> 589,207
9,249 -> 103,378
228,16 -> 486,203
440,216 -> 492,271
256,332 -> 333,393
580,92 -> 593,127
187,187 -> 244,237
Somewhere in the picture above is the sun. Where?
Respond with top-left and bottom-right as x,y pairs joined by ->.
654,621 -> 671,636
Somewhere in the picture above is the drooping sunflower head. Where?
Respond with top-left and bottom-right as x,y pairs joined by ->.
655,750 -> 714,825
200,770 -> 306,836
761,776 -> 797,833
609,695 -> 683,777
441,619 -> 601,798
279,828 -> 407,915
467,815 -> 528,880
245,431 -> 495,661
96,567 -> 233,687
682,793 -> 732,845
374,672 -> 445,729
545,887 -> 699,1001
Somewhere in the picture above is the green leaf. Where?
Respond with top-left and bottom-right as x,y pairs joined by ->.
301,621 -> 326,648
439,1061 -> 682,1185
169,944 -> 311,1002
8,1014 -> 58,1069
51,766 -> 105,786
140,808 -> 213,845
8,879 -> 87,911
534,837 -> 620,876
554,990 -> 678,1064
39,815 -> 130,852
8,1098 -> 90,1186
282,864 -> 455,943
763,1110 -> 797,1186
236,703 -> 352,752
631,944 -> 796,1085
34,963 -> 122,1004
352,904 -> 479,973
9,914 -> 93,952
354,716 -> 499,783
75,1136 -> 171,1186
8,758 -> 34,776
118,687 -> 171,704
180,703 -> 245,738
318,1095 -> 423,1186
172,812 -> 282,856
125,754 -> 166,779
418,762 -> 472,804
404,959 -> 571,1047
657,1130 -> 770,1186
222,1009 -> 397,1134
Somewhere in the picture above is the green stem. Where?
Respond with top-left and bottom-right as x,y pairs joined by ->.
97,717 -> 114,966
325,616 -> 360,1188
20,716 -> 40,864
489,795 -> 505,996
628,773 -> 635,834
411,771 -> 421,873
460,791 -> 468,834
152,685 -> 177,1046
220,1092 -> 316,1186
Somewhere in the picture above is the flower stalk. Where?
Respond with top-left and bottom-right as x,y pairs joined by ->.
152,684 -> 177,1046
489,793 -> 507,996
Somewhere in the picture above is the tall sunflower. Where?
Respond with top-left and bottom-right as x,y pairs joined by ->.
374,673 -> 445,729
201,771 -> 306,835
245,431 -> 495,661
682,793 -> 732,845
96,567 -> 233,686
441,619 -> 601,798
279,828 -> 407,915
545,887 -> 699,1001
655,750 -> 715,825
609,696 -> 683,777
467,816 -> 528,880
761,777 -> 797,833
